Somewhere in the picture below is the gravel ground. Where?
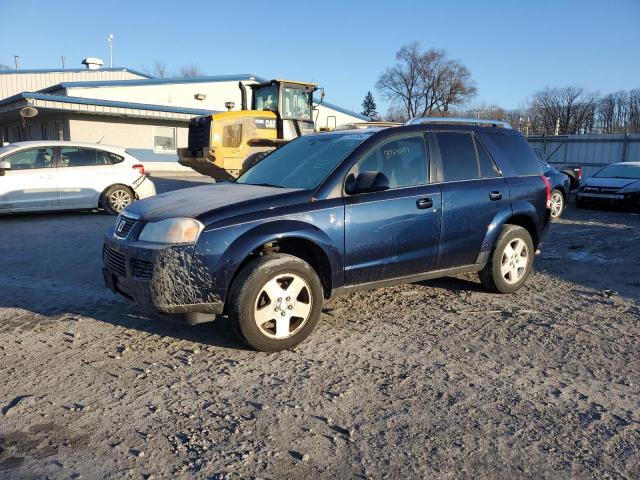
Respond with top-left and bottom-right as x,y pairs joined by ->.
0,185 -> 638,479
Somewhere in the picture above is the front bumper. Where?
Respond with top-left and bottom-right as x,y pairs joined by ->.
576,191 -> 639,208
102,236 -> 223,315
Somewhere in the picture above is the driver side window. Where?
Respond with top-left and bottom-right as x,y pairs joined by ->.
354,134 -> 428,189
4,148 -> 54,170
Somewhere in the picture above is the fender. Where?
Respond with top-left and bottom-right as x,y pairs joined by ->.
200,218 -> 343,302
475,201 -> 539,265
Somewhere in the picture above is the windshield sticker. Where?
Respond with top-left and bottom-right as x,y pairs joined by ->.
339,134 -> 369,141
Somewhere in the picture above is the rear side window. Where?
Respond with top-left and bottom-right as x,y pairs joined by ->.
104,151 -> 124,164
489,133 -> 541,176
436,132 -> 479,182
476,138 -> 500,178
59,147 -> 110,167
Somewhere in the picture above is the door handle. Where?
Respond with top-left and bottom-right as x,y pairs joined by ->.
489,191 -> 502,201
416,198 -> 433,209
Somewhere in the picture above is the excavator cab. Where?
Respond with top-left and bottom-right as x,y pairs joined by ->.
178,80 -> 318,180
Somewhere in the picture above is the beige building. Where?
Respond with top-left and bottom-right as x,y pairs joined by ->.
0,66 -> 367,167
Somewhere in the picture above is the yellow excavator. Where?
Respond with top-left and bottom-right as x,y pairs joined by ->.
178,79 -> 319,179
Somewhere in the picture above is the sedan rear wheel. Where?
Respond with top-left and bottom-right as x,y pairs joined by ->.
549,189 -> 565,219
101,185 -> 134,215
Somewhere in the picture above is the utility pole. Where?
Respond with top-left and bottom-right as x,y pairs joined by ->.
554,117 -> 560,136
107,34 -> 114,68
14,55 -> 19,70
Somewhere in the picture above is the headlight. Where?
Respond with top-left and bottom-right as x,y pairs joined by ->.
138,218 -> 204,244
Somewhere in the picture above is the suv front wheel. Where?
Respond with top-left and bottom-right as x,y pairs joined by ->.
479,225 -> 534,294
228,253 -> 323,351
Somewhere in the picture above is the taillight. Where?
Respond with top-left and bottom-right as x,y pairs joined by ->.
577,167 -> 583,180
132,164 -> 145,175
540,174 -> 551,208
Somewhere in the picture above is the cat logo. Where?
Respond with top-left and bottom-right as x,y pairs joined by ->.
255,118 -> 277,129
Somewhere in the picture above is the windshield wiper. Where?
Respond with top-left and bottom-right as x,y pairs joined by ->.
246,182 -> 286,188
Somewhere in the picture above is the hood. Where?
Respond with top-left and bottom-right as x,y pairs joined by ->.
584,177 -> 640,190
125,183 -> 307,222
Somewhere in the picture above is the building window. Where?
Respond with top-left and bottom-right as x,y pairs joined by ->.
153,126 -> 177,153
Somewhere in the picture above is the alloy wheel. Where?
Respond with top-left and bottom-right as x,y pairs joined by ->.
253,273 -> 313,339
109,189 -> 132,213
500,238 -> 529,285
550,191 -> 564,218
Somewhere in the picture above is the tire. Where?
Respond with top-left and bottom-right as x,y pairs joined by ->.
549,189 -> 565,219
228,253 -> 323,351
101,185 -> 134,215
479,225 -> 534,294
241,150 -> 273,174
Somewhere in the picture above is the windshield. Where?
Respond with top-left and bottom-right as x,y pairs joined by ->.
0,144 -> 19,156
253,85 -> 279,111
593,164 -> 640,179
237,132 -> 372,190
282,87 -> 313,121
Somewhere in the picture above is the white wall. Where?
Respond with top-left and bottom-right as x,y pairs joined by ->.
65,80 -> 255,112
67,115 -> 188,150
0,69 -> 147,100
314,103 -> 366,129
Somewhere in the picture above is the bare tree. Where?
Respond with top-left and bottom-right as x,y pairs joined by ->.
629,89 -> 640,133
453,102 -> 506,121
529,86 -> 599,135
151,61 -> 169,78
179,64 -> 205,78
376,43 -> 476,119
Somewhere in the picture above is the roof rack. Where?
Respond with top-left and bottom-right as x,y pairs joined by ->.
405,117 -> 512,129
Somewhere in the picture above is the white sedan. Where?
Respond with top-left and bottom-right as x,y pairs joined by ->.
0,141 -> 156,214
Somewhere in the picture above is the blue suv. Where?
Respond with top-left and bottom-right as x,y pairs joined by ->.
103,118 -> 551,351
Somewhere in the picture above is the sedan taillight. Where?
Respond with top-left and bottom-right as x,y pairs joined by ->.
540,174 -> 551,208
132,164 -> 145,175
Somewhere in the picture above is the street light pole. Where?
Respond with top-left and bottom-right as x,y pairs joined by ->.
107,34 -> 114,68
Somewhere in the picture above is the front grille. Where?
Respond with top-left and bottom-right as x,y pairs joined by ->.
114,215 -> 137,238
188,115 -> 211,152
103,244 -> 127,276
131,259 -> 153,279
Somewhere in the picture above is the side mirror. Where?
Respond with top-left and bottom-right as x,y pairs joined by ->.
0,160 -> 10,176
345,171 -> 390,195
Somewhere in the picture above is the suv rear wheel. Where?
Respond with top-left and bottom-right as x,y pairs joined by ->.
228,253 -> 323,351
479,225 -> 534,294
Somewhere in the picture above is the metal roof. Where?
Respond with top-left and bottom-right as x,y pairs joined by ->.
0,92 -> 216,116
0,67 -> 151,78
38,74 -> 265,92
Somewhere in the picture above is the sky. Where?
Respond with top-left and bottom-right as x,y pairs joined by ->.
1,0 -> 639,115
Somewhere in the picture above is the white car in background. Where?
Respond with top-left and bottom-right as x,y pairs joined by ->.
0,141 -> 156,215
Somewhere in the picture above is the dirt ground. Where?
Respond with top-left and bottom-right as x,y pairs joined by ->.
0,187 -> 638,479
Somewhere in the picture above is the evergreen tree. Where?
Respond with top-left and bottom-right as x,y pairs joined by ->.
361,91 -> 379,121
